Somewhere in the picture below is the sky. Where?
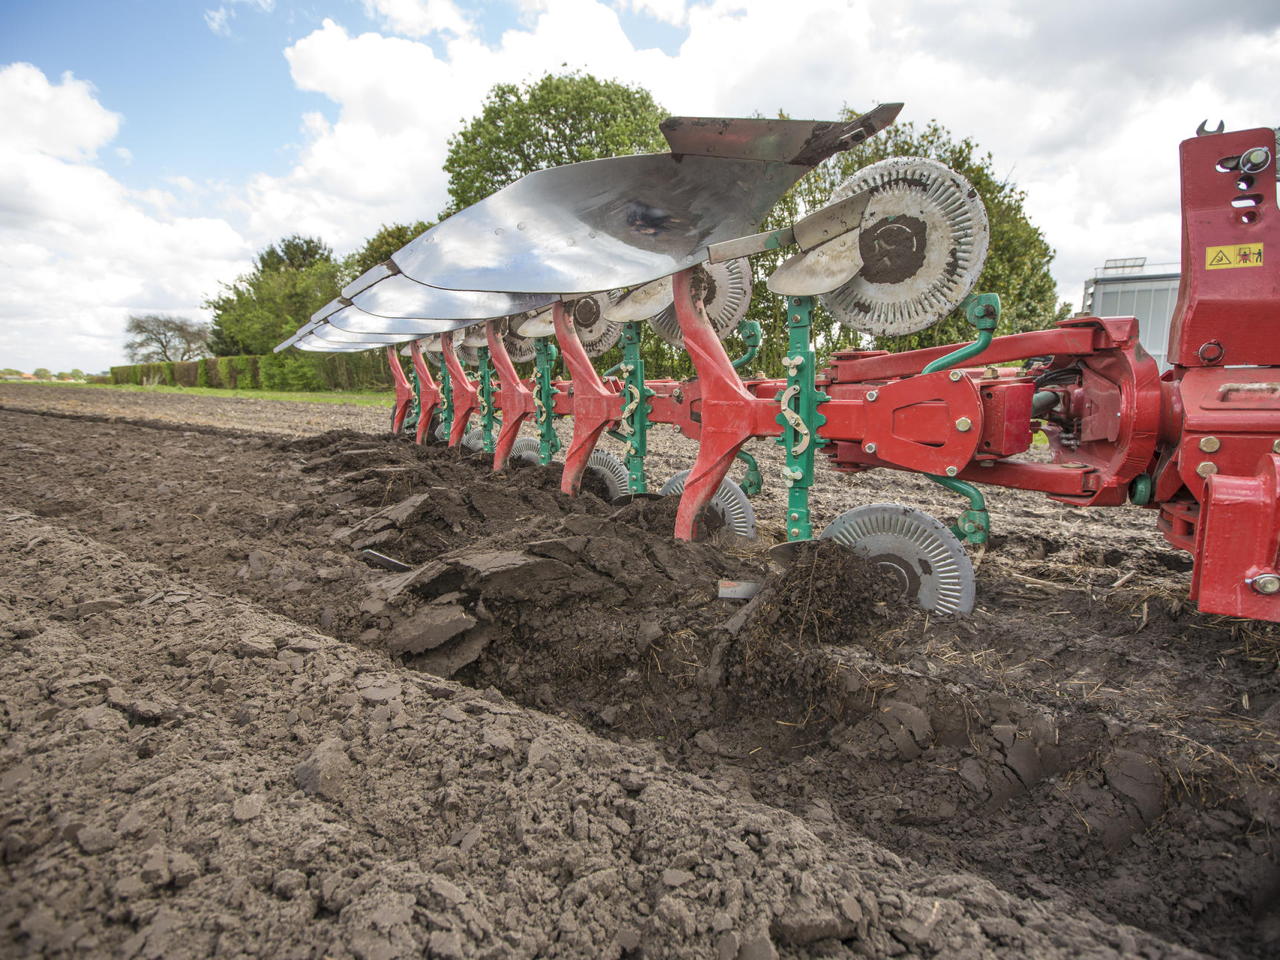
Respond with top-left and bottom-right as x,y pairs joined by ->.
1,0 -> 1278,374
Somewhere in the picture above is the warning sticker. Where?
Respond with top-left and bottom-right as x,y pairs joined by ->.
1205,243 -> 1264,269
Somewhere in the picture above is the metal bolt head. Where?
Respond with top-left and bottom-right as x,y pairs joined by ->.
948,370 -> 963,382
955,417 -> 972,432
945,466 -> 959,477
1196,461 -> 1218,478
1252,574 -> 1280,595
789,528 -> 800,538
864,442 -> 877,454
789,512 -> 799,521
1198,436 -> 1221,453
866,389 -> 878,402
1273,439 -> 1280,454
1241,147 -> 1272,173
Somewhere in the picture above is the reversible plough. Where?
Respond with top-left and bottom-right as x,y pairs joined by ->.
279,107 -> 1280,623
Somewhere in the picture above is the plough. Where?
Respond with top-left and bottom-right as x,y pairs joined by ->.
279,108 -> 1280,623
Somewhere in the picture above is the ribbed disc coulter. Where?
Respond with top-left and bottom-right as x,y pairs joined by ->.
819,503 -> 974,614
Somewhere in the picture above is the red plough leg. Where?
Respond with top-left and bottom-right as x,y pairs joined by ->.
386,346 -> 414,435
486,320 -> 534,469
441,332 -> 479,447
672,269 -> 779,540
408,341 -> 441,445
553,302 -> 619,495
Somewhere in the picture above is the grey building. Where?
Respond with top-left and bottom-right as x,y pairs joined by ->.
1082,257 -> 1180,370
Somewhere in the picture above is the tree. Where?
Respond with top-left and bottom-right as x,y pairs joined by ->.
33,368 -> 51,379
442,72 -> 668,215
70,368 -> 84,379
742,111 -> 1070,373
124,314 -> 211,363
345,221 -> 432,278
206,235 -> 344,356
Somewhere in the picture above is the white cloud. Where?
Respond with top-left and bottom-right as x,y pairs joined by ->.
203,6 -> 233,36
0,64 -> 251,373
204,0 -> 276,38
361,0 -> 472,38
115,146 -> 133,163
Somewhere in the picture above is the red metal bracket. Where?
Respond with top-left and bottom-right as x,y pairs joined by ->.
552,302 -> 619,495
671,269 -> 779,539
408,341 -> 441,445
1192,453 -> 1280,618
386,346 -> 413,435
486,320 -> 534,469
440,332 -> 478,447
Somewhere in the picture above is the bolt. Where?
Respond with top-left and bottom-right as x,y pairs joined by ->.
1273,439 -> 1280,454
1252,574 -> 1280,595
1196,461 -> 1218,478
866,389 -> 879,402
955,417 -> 972,432
949,370 -> 963,381
789,512 -> 799,521
789,528 -> 800,537
945,466 -> 959,477
864,442 -> 877,454
1198,436 -> 1221,453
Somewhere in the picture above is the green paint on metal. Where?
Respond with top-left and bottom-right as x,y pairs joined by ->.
404,366 -> 421,434
616,321 -> 653,493
438,361 -> 453,441
775,296 -> 828,541
1129,473 -> 1153,506
735,449 -> 763,497
731,318 -> 762,371
764,228 -> 789,250
476,347 -> 498,455
922,293 -> 1000,375
533,338 -> 560,465
919,293 -> 1000,545
929,473 -> 989,545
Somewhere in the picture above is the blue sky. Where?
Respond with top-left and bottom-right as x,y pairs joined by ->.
1,0 -> 1277,373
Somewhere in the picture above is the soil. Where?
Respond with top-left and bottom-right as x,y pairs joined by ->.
2,385 -> 1278,959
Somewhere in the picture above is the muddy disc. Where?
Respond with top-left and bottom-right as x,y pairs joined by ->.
659,469 -> 757,539
819,502 -> 974,614
820,157 -> 988,336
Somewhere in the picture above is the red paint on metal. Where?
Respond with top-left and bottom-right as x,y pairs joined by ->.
440,332 -> 478,447
1166,128 -> 1280,368
408,341 -> 440,445
485,320 -> 534,469
553,302 -> 620,496
386,346 -> 413,435
671,269 -> 780,540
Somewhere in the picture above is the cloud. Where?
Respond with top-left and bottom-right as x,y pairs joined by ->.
362,0 -> 472,38
204,0 -> 276,38
616,0 -> 690,25
203,7 -> 233,36
0,64 -> 251,373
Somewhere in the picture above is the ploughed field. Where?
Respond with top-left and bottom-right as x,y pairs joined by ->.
1,384 -> 1277,960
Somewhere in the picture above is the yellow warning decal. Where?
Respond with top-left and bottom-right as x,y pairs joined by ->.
1205,243 -> 1264,269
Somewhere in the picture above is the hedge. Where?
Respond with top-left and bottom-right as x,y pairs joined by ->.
109,351 -> 392,391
